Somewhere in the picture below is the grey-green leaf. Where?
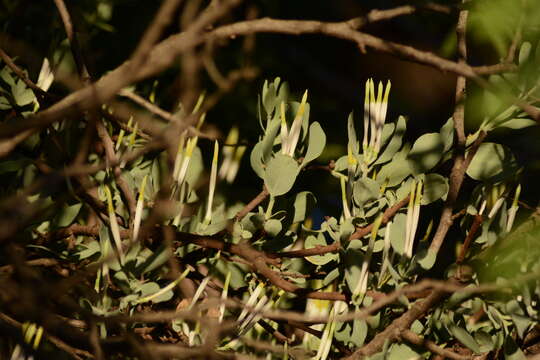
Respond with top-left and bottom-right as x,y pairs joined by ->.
440,117 -> 454,152
466,143 -> 518,181
498,118 -> 536,130
407,133 -> 444,175
292,191 -> 317,223
353,177 -> 380,207
301,122 -> 326,167
305,233 -> 337,265
389,213 -> 407,255
449,324 -> 481,354
350,319 -> 368,347
55,203 -> 82,227
250,142 -> 265,179
264,219 -> 282,237
264,153 -> 299,196
376,145 -> 412,187
422,173 -> 449,204
347,112 -> 359,154
375,116 -> 406,165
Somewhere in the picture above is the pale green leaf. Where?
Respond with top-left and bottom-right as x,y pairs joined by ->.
55,203 -> 82,227
353,177 -> 380,207
305,233 -> 337,265
387,343 -> 420,360
519,42 -> 532,65
292,191 -> 316,223
407,133 -> 444,175
250,142 -> 265,179
376,145 -> 412,187
498,118 -> 536,129
301,122 -> 326,167
421,173 -> 449,204
264,153 -> 299,196
440,117 -> 454,152
466,143 -> 518,181
389,213 -> 407,255
449,324 -> 481,353
375,116 -> 406,165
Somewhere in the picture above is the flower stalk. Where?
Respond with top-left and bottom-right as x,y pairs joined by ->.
135,267 -> 191,304
353,213 -> 383,299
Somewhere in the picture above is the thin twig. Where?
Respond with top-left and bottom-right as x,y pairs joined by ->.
53,0 -> 90,81
350,195 -> 410,240
401,329 -> 472,360
0,47 -> 51,101
0,13 -> 518,140
234,187 -> 269,221
428,4 -> 471,257
0,312 -> 93,360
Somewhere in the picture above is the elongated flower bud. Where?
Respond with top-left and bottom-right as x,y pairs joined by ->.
104,185 -> 125,265
204,141 -> 219,223
286,90 -> 308,157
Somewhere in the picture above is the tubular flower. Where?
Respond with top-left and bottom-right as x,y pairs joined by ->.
280,90 -> 308,157
362,79 -> 391,164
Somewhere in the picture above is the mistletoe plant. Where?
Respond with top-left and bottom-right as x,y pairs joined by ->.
1,56 -> 539,359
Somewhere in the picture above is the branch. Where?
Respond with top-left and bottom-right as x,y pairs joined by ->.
53,0 -> 90,81
347,3 -> 453,30
234,186 -> 269,222
345,282 -> 456,359
129,0 -> 184,70
456,214 -> 483,264
428,131 -> 486,256
0,13 -> 516,140
270,195 -> 410,258
401,329 -> 472,360
177,232 -> 350,301
350,195 -> 410,240
95,120 -> 137,221
0,312 -> 93,360
0,47 -> 51,101
428,4 -> 478,258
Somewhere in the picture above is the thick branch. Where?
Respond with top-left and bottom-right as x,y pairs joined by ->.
0,15 -> 516,140
345,285 -> 453,359
428,5 -> 472,257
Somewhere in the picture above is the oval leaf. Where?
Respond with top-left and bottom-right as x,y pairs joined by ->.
353,177 -> 380,207
407,133 -> 444,175
449,324 -> 482,354
466,143 -> 518,181
375,116 -> 406,165
264,153 -> 299,196
301,122 -> 326,167
422,173 -> 449,205
498,118 -> 536,130
305,234 -> 337,265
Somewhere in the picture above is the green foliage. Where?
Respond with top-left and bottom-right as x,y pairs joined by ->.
1,27 -> 540,359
